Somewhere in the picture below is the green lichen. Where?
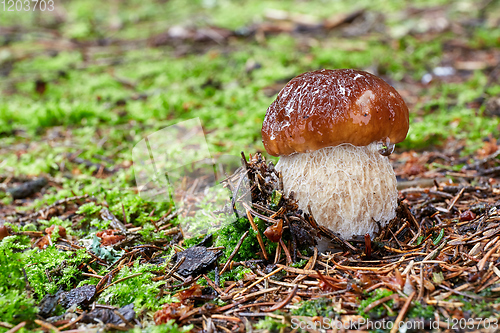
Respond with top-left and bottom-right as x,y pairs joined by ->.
90,234 -> 124,263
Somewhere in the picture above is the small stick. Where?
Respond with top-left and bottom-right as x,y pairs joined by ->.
418,266 -> 425,300
153,257 -> 185,281
211,315 -> 242,323
100,207 -> 127,233
5,322 -> 25,333
220,231 -> 249,275
364,233 -> 372,258
238,302 -> 276,310
34,319 -> 60,332
318,226 -> 358,252
422,240 -> 448,261
389,229 -> 404,249
279,239 -> 292,264
292,247 -> 317,284
99,273 -> 143,292
390,291 -> 416,333
0,322 -> 13,329
307,205 -> 319,229
106,323 -> 132,331
399,219 -> 415,237
113,309 -> 134,328
203,274 -> 226,296
155,208 -> 176,227
232,287 -> 280,302
262,285 -> 299,312
240,151 -> 249,169
242,202 -> 280,224
267,279 -> 307,288
121,203 -> 127,225
364,281 -> 387,293
150,215 -> 159,232
82,272 -> 104,279
83,263 -> 99,275
215,299 -> 247,312
235,266 -> 283,297
402,202 -> 420,230
246,209 -> 269,260
96,260 -> 126,292
57,312 -> 86,331
425,300 -> 464,307
331,259 -> 396,273
478,241 -> 500,271
314,270 -> 337,290
362,294 -> 398,313
276,264 -> 318,275
270,207 -> 285,219
19,194 -> 90,222
447,187 -> 465,212
274,240 -> 281,264
163,276 -> 197,290
439,284 -> 486,300
231,170 -> 249,212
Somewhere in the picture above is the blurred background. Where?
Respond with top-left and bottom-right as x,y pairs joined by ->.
1,0 -> 500,167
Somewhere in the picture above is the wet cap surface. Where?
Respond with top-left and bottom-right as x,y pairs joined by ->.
262,69 -> 409,156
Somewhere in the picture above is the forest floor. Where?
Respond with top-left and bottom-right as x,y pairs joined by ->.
1,0 -> 500,332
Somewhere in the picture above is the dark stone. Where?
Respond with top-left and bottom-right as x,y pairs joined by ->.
37,290 -> 62,318
174,246 -> 222,277
7,177 -> 48,199
59,284 -> 96,309
81,303 -> 135,325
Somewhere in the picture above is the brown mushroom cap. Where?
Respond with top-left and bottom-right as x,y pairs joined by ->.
262,69 -> 410,156
0,223 -> 9,240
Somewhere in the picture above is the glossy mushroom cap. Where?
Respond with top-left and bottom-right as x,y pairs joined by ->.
262,69 -> 409,157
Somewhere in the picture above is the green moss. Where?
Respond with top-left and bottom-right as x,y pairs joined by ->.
76,202 -> 102,217
213,217 -> 276,263
38,217 -> 73,236
98,260 -> 171,311
291,298 -> 336,317
446,294 -> 500,319
24,245 -> 91,298
290,259 -> 308,268
132,320 -> 193,333
254,316 -> 287,332
200,265 -> 254,287
407,302 -> 435,320
470,26 -> 500,49
358,289 -> 396,319
0,236 -> 38,324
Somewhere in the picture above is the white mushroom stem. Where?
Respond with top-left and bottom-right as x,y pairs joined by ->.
275,142 -> 397,239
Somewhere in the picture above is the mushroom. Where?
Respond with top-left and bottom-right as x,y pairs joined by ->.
0,223 -> 9,240
261,69 -> 409,239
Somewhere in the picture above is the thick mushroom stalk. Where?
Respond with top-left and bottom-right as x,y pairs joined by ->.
276,142 -> 397,239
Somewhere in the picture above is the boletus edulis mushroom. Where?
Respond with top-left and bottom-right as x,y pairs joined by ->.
261,69 -> 409,239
